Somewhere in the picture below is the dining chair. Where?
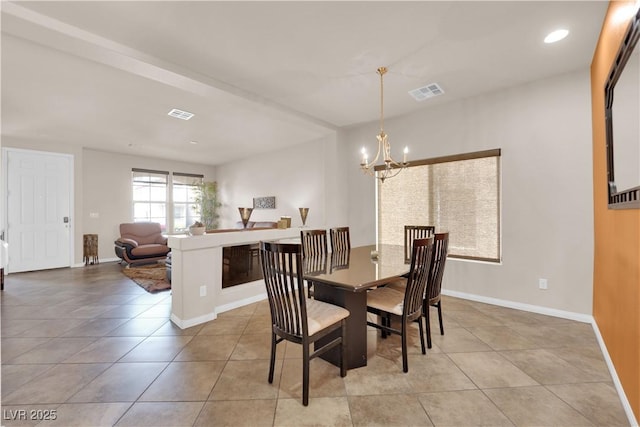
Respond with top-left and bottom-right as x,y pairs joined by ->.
329,227 -> 351,253
259,241 -> 349,406
389,232 -> 449,349
423,232 -> 449,348
404,225 -> 435,262
300,229 -> 328,297
366,237 -> 434,372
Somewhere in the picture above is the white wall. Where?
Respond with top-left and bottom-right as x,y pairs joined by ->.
82,149 -> 216,263
215,132 -> 348,230
1,139 -> 217,265
346,68 -> 595,315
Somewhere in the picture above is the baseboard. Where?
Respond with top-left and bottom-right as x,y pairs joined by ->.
591,321 -> 639,426
443,289 -> 638,426
442,289 -> 592,323
216,292 -> 268,314
170,312 -> 216,329
72,257 -> 121,268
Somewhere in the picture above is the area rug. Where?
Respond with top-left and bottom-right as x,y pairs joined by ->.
122,263 -> 171,293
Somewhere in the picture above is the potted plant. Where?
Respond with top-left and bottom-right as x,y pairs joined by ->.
189,221 -> 206,236
193,181 -> 222,231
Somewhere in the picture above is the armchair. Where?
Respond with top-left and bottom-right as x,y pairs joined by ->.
114,222 -> 170,265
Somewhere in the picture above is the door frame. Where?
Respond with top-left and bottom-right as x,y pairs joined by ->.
2,147 -> 75,273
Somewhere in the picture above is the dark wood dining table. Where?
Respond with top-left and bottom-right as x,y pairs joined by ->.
303,244 -> 409,369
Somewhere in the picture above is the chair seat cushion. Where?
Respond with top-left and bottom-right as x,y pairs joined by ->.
367,286 -> 405,316
385,278 -> 407,292
306,298 -> 350,336
130,244 -> 171,257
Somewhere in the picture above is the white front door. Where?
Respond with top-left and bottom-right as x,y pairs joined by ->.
5,149 -> 72,273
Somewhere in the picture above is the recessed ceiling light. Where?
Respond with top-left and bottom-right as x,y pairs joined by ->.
544,29 -> 569,44
168,108 -> 194,120
189,140 -> 198,145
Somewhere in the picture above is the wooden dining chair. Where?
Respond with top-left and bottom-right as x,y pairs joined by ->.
329,227 -> 351,253
424,232 -> 449,349
300,229 -> 328,297
259,241 -> 349,406
404,225 -> 435,262
388,232 -> 449,349
366,237 -> 434,372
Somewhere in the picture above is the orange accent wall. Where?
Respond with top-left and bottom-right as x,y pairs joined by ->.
591,1 -> 640,421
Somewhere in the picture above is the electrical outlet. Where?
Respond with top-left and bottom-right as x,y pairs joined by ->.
199,286 -> 206,297
539,278 -> 548,290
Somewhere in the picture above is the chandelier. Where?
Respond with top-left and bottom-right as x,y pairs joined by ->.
360,66 -> 409,182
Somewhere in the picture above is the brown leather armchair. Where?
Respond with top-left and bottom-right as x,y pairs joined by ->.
114,222 -> 170,265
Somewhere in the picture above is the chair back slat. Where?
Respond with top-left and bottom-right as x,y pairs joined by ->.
330,227 -> 351,253
300,229 -> 328,258
404,225 -> 435,262
260,242 -> 308,338
427,233 -> 449,301
403,237 -> 434,321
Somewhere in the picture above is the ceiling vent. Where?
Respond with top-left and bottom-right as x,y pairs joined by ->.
408,83 -> 445,101
167,108 -> 194,120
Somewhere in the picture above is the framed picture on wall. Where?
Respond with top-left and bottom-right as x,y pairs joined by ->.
253,196 -> 276,209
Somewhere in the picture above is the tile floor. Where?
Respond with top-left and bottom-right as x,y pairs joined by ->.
0,262 -> 631,426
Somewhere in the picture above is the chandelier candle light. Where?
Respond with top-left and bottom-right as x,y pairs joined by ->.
360,66 -> 409,182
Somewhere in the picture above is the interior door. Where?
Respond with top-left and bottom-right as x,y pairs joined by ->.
5,149 -> 72,273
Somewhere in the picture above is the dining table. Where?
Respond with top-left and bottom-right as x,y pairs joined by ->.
303,244 -> 410,369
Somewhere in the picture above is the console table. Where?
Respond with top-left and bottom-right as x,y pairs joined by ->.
167,227 -> 301,328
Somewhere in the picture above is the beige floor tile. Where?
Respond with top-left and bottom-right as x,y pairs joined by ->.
466,325 -> 537,350
174,334 -> 240,361
2,363 -> 110,404
97,305 -> 156,319
448,351 -> 538,388
115,401 -> 204,427
1,337 -> 51,361
17,318 -> 90,338
139,361 -> 225,401
243,314 -> 273,335
349,394 -> 433,427
195,400 -> 277,427
40,402 -> 132,426
418,390 -> 513,426
273,397 -> 352,426
1,364 -> 54,396
60,317 -> 130,337
404,353 -> 477,393
500,348 -> 603,384
547,382 -> 630,426
135,303 -> 172,318
8,337 -> 97,364
217,303 -> 257,318
210,359 -> 282,400
230,332 -> 275,360
67,362 -> 167,403
343,355 -> 412,396
429,328 -> 493,353
63,336 -> 146,363
485,385 -> 595,426
119,335 -> 194,362
105,317 -> 168,336
547,345 -> 612,381
1,319 -> 49,337
445,307 -> 503,328
197,315 -> 251,335
279,358 -> 347,400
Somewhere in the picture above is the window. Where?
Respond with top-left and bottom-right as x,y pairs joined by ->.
172,173 -> 203,233
132,169 -> 168,230
377,149 -> 501,262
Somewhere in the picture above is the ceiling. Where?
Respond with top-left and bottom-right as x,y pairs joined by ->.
1,1 -> 608,166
